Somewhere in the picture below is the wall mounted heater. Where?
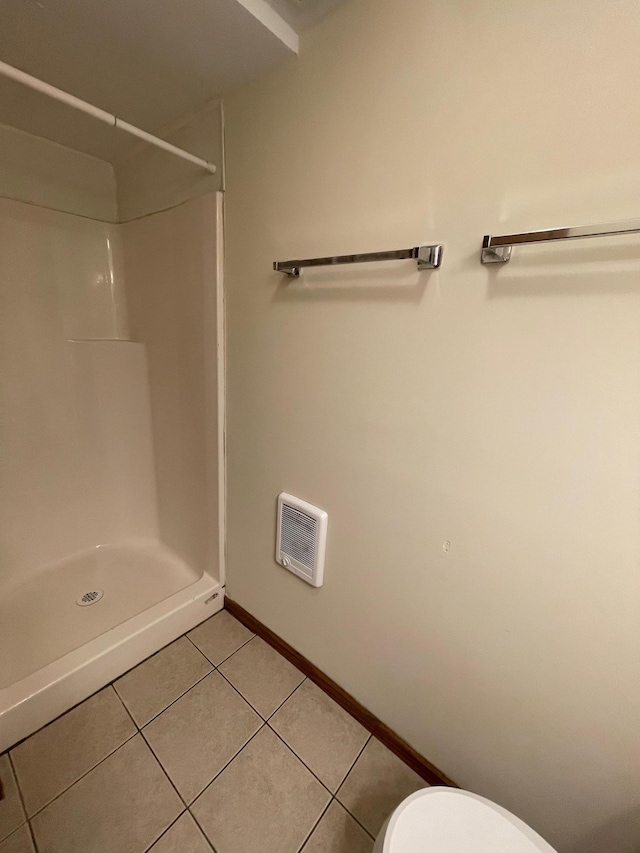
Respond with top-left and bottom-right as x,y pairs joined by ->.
276,493 -> 328,587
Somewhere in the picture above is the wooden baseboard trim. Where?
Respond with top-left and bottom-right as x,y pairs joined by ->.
225,597 -> 457,788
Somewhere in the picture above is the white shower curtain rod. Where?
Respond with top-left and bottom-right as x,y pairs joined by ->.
0,60 -> 217,174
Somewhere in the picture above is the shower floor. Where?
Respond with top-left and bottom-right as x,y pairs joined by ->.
0,541 -> 201,690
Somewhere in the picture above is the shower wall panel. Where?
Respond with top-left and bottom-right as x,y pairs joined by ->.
122,193 -> 219,579
0,197 -> 156,591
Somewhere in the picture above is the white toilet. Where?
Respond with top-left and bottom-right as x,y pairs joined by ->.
373,787 -> 557,852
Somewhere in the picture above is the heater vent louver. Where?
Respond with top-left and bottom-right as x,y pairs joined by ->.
276,493 -> 328,587
281,504 -> 317,569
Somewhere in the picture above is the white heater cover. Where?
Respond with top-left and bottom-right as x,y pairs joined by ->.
276,493 -> 328,587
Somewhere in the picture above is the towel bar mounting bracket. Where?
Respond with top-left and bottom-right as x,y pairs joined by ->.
481,243 -> 512,264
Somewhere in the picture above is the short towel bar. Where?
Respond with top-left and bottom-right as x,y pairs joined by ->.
274,244 -> 443,277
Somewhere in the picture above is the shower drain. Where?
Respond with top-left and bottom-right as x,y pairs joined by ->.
76,589 -> 104,607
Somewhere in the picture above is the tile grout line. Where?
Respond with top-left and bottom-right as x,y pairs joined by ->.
260,689 -> 376,839
333,734 -> 378,840
266,726 -> 377,845
265,721 -> 337,799
113,681 -> 146,731
129,666 -> 215,730
135,663 -> 267,809
214,662 -> 306,724
133,662 -> 271,809
115,629 -> 260,734
263,715 -> 376,835
171,669 -> 320,817
186,722 -> 267,809
113,685 -> 191,811
187,806 -> 218,853
18,730 -> 139,822
339,733 -> 372,787
296,796 -> 333,853
335,793 -> 377,844
185,629 -> 256,668
266,677 -> 308,722
138,729 -> 190,810
140,807 -> 189,853
7,752 -> 38,853
27,815 -> 40,852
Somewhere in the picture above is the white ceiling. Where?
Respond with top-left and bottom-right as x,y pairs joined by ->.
0,0 -> 343,163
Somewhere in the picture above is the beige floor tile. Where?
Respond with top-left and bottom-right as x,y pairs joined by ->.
0,826 -> 35,853
302,801 -> 373,853
188,611 -> 254,665
143,671 -> 261,803
218,637 -> 304,718
192,726 -> 330,853
11,687 -> 136,815
0,755 -> 25,842
31,735 -> 182,853
147,813 -> 211,853
271,680 -> 369,792
336,738 -> 425,837
115,637 -> 213,727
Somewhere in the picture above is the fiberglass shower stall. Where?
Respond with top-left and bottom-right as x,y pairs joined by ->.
0,0 -> 305,759
0,176 -> 225,750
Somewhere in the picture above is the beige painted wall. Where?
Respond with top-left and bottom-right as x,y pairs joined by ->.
224,1 -> 640,850
0,122 -> 116,221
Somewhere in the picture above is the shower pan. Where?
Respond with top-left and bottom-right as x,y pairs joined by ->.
0,192 -> 225,751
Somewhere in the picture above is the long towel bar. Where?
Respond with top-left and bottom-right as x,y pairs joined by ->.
274,244 -> 443,277
481,219 -> 640,264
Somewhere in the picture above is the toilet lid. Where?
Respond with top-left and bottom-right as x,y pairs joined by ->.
383,788 -> 557,853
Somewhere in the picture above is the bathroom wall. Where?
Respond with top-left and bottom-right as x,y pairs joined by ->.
0,196 -> 158,590
122,193 -> 220,578
0,122 -> 116,221
223,0 -> 640,850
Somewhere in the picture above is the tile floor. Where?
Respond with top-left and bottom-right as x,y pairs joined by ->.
0,609 -> 426,853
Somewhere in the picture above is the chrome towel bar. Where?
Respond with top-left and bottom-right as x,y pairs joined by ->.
481,219 -> 640,264
274,244 -> 443,277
